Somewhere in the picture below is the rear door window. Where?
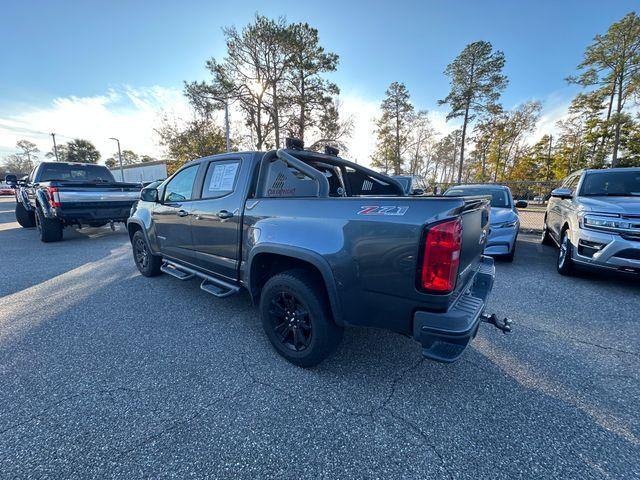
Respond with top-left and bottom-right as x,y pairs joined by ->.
201,160 -> 241,199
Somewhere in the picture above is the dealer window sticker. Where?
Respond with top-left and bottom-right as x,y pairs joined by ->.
209,162 -> 239,192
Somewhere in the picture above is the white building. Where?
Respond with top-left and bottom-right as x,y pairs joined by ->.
110,160 -> 168,184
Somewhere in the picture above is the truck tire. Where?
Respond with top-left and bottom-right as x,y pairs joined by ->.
15,202 -> 36,228
260,269 -> 343,368
132,230 -> 162,277
35,207 -> 63,242
557,229 -> 575,276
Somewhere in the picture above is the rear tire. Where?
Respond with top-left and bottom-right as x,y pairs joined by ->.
260,269 -> 343,368
15,202 -> 36,228
132,230 -> 162,276
557,229 -> 575,276
35,207 -> 63,242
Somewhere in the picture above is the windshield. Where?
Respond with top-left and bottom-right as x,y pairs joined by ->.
38,164 -> 115,183
580,171 -> 640,196
444,187 -> 511,208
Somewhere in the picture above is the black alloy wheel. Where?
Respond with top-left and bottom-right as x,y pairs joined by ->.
268,291 -> 312,352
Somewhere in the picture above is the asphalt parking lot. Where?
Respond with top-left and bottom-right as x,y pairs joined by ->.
1,196 -> 638,479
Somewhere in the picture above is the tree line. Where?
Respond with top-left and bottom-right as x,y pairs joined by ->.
3,12 -> 639,180
372,11 -> 640,183
0,136 -> 157,176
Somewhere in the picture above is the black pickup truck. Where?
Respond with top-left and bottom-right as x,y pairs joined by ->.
127,140 -> 510,367
7,162 -> 141,242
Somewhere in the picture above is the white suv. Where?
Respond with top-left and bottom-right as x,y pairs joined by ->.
541,168 -> 640,275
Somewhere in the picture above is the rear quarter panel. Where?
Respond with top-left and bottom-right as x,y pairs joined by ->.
243,196 -> 487,335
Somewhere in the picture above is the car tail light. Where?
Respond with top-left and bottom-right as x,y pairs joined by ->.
47,187 -> 61,207
419,218 -> 462,293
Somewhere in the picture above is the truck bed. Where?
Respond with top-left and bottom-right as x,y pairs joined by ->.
241,194 -> 490,335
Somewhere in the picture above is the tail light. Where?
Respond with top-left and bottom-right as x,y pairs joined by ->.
47,187 -> 61,207
419,218 -> 462,293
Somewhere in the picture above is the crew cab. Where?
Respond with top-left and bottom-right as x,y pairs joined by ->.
127,140 -> 510,367
542,168 -> 640,275
7,162 -> 141,242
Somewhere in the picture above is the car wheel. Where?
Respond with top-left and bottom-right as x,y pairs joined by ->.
260,269 -> 343,368
557,229 -> 575,276
35,207 -> 63,242
15,202 -> 36,228
541,219 -> 554,246
132,230 -> 162,276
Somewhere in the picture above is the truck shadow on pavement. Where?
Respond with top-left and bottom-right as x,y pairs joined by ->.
1,210 -> 638,478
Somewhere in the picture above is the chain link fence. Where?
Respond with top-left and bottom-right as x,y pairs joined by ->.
433,180 -> 562,232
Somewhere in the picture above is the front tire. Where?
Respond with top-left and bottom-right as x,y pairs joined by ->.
557,229 -> 575,276
260,269 -> 343,368
15,202 -> 36,228
35,207 -> 63,242
132,230 -> 162,277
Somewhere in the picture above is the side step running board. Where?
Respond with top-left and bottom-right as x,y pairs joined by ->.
161,260 -> 240,298
200,279 -> 239,298
161,263 -> 195,280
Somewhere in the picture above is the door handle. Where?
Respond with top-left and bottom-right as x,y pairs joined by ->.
177,209 -> 190,217
217,210 -> 233,219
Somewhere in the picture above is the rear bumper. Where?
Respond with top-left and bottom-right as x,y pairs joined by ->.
50,202 -> 136,223
413,256 -> 495,362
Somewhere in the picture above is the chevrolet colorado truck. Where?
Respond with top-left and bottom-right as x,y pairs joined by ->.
7,162 -> 141,242
127,140 -> 510,367
542,167 -> 640,276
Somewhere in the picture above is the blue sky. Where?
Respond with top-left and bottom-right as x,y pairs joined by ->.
1,0 -> 637,163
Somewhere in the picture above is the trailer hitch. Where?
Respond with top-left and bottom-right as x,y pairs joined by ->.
481,313 -> 512,334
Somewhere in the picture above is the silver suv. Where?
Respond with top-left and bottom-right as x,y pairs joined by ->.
542,168 -> 640,275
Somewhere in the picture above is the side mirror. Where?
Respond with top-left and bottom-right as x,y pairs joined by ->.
550,187 -> 572,199
411,188 -> 425,196
140,187 -> 159,203
4,174 -> 17,186
515,200 -> 528,208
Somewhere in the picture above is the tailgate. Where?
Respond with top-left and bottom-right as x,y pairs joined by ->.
53,184 -> 140,204
455,197 -> 491,294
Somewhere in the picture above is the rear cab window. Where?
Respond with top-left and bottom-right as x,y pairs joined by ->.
37,164 -> 115,183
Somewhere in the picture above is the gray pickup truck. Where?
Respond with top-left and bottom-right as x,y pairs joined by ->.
7,162 -> 141,242
127,141 -> 510,366
542,167 -> 640,275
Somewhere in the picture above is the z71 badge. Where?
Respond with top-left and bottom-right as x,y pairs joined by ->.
357,206 -> 409,216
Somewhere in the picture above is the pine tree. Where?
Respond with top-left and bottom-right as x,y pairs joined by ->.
439,41 -> 508,183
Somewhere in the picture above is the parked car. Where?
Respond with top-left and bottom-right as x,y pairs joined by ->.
392,175 -> 427,196
444,184 -> 527,262
7,162 -> 141,242
0,182 -> 14,195
128,140 -> 510,367
542,167 -> 640,275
